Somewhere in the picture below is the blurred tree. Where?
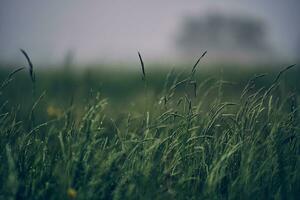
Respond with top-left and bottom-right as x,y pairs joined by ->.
296,36 -> 300,61
176,13 -> 271,59
63,49 -> 75,71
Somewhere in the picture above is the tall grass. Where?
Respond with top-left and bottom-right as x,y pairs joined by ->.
0,55 -> 299,199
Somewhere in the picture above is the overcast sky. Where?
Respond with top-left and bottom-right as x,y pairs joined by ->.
0,0 -> 299,65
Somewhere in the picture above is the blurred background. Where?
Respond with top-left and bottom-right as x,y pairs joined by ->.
0,0 -> 299,123
0,0 -> 299,66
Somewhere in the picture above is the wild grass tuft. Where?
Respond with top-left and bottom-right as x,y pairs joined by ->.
0,54 -> 299,199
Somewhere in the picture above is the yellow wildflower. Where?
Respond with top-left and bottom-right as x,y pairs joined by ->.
67,188 -> 77,199
47,105 -> 62,118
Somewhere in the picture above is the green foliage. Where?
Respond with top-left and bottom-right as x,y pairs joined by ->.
0,63 -> 299,199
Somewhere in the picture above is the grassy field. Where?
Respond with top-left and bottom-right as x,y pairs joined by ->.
0,53 -> 299,199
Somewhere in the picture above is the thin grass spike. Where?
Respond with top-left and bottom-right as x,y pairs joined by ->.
273,64 -> 296,84
0,67 -> 25,90
192,51 -> 207,73
138,51 -> 146,80
20,49 -> 35,83
8,67 -> 25,79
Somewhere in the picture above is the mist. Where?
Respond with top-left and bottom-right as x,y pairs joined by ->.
0,0 -> 299,66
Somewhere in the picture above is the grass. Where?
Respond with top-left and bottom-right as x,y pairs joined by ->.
0,52 -> 299,199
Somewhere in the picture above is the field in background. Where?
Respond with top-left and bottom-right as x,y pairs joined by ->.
1,63 -> 299,121
0,61 -> 299,199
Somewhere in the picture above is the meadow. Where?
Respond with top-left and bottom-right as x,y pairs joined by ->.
0,52 -> 299,199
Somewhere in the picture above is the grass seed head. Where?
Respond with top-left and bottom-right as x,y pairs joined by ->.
138,51 -> 146,80
20,49 -> 35,83
192,50 -> 207,74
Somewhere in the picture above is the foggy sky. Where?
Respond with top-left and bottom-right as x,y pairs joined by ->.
0,0 -> 299,65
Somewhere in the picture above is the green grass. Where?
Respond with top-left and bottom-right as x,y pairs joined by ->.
0,59 -> 299,199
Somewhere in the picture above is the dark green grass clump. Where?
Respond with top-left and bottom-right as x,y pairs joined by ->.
0,55 -> 299,199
